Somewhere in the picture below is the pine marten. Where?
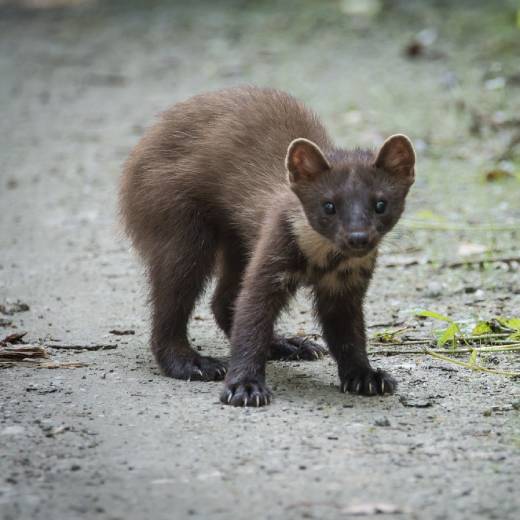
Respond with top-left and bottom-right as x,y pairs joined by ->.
120,86 -> 415,407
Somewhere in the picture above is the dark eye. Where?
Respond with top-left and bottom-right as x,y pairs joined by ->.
375,200 -> 387,214
322,201 -> 336,215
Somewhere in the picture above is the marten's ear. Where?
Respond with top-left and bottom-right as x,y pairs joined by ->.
286,138 -> 330,183
375,134 -> 415,183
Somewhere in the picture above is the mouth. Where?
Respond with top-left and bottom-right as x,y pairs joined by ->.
345,246 -> 373,258
340,241 -> 377,257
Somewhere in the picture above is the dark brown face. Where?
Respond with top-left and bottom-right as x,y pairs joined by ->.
286,135 -> 416,256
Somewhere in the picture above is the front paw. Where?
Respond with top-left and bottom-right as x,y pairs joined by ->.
220,378 -> 272,407
340,367 -> 396,396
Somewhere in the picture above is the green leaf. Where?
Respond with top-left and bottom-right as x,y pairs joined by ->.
468,349 -> 478,366
372,326 -> 410,343
416,310 -> 453,323
437,322 -> 459,347
472,321 -> 493,336
497,317 -> 520,332
412,210 -> 446,222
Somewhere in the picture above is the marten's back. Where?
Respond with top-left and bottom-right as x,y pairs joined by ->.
120,87 -> 332,254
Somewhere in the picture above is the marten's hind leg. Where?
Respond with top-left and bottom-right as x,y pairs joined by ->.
211,243 -> 247,337
149,220 -> 227,381
211,239 -> 327,363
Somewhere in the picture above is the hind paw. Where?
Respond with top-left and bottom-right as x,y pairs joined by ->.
269,336 -> 327,361
160,355 -> 227,381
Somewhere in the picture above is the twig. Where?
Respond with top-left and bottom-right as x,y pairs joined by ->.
0,360 -> 88,369
401,221 -> 519,232
372,339 -> 432,346
462,333 -> 511,340
443,256 -> 520,268
368,320 -> 406,329
424,349 -> 520,377
372,344 -> 520,356
372,333 -> 517,347
383,256 -> 520,269
39,361 -> 88,369
46,343 -> 117,351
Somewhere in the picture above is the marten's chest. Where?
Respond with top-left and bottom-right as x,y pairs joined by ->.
282,252 -> 375,294
286,218 -> 376,294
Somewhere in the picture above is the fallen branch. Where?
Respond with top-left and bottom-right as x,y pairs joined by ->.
0,343 -> 48,360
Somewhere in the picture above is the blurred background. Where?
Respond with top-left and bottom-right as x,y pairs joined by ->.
1,2 -> 519,519
2,0 -> 520,261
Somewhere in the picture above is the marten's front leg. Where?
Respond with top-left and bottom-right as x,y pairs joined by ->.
220,226 -> 296,406
314,288 -> 396,396
220,271 -> 291,407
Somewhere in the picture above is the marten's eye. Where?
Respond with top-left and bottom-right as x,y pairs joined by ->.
322,201 -> 336,215
375,200 -> 387,214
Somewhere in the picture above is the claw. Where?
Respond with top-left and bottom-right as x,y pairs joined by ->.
368,382 -> 374,394
313,351 -> 319,360
195,369 -> 203,378
227,392 -> 233,404
243,397 -> 248,407
381,379 -> 385,394
355,382 -> 361,393
255,396 -> 260,407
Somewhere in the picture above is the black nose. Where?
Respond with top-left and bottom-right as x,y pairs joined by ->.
347,231 -> 369,249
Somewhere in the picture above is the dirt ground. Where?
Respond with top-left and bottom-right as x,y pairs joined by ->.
1,1 -> 519,519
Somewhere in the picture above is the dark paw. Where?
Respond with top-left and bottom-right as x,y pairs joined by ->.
340,368 -> 396,396
160,355 -> 227,381
220,379 -> 272,407
269,336 -> 327,361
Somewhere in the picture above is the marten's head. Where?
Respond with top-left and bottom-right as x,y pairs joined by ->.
286,135 -> 415,258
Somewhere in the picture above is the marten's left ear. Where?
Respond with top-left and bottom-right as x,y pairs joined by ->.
286,138 -> 331,184
375,134 -> 415,184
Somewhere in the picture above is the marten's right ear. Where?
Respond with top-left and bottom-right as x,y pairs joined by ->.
374,134 -> 415,184
286,138 -> 330,183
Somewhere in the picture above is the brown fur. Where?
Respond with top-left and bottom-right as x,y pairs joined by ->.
120,86 -> 415,406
